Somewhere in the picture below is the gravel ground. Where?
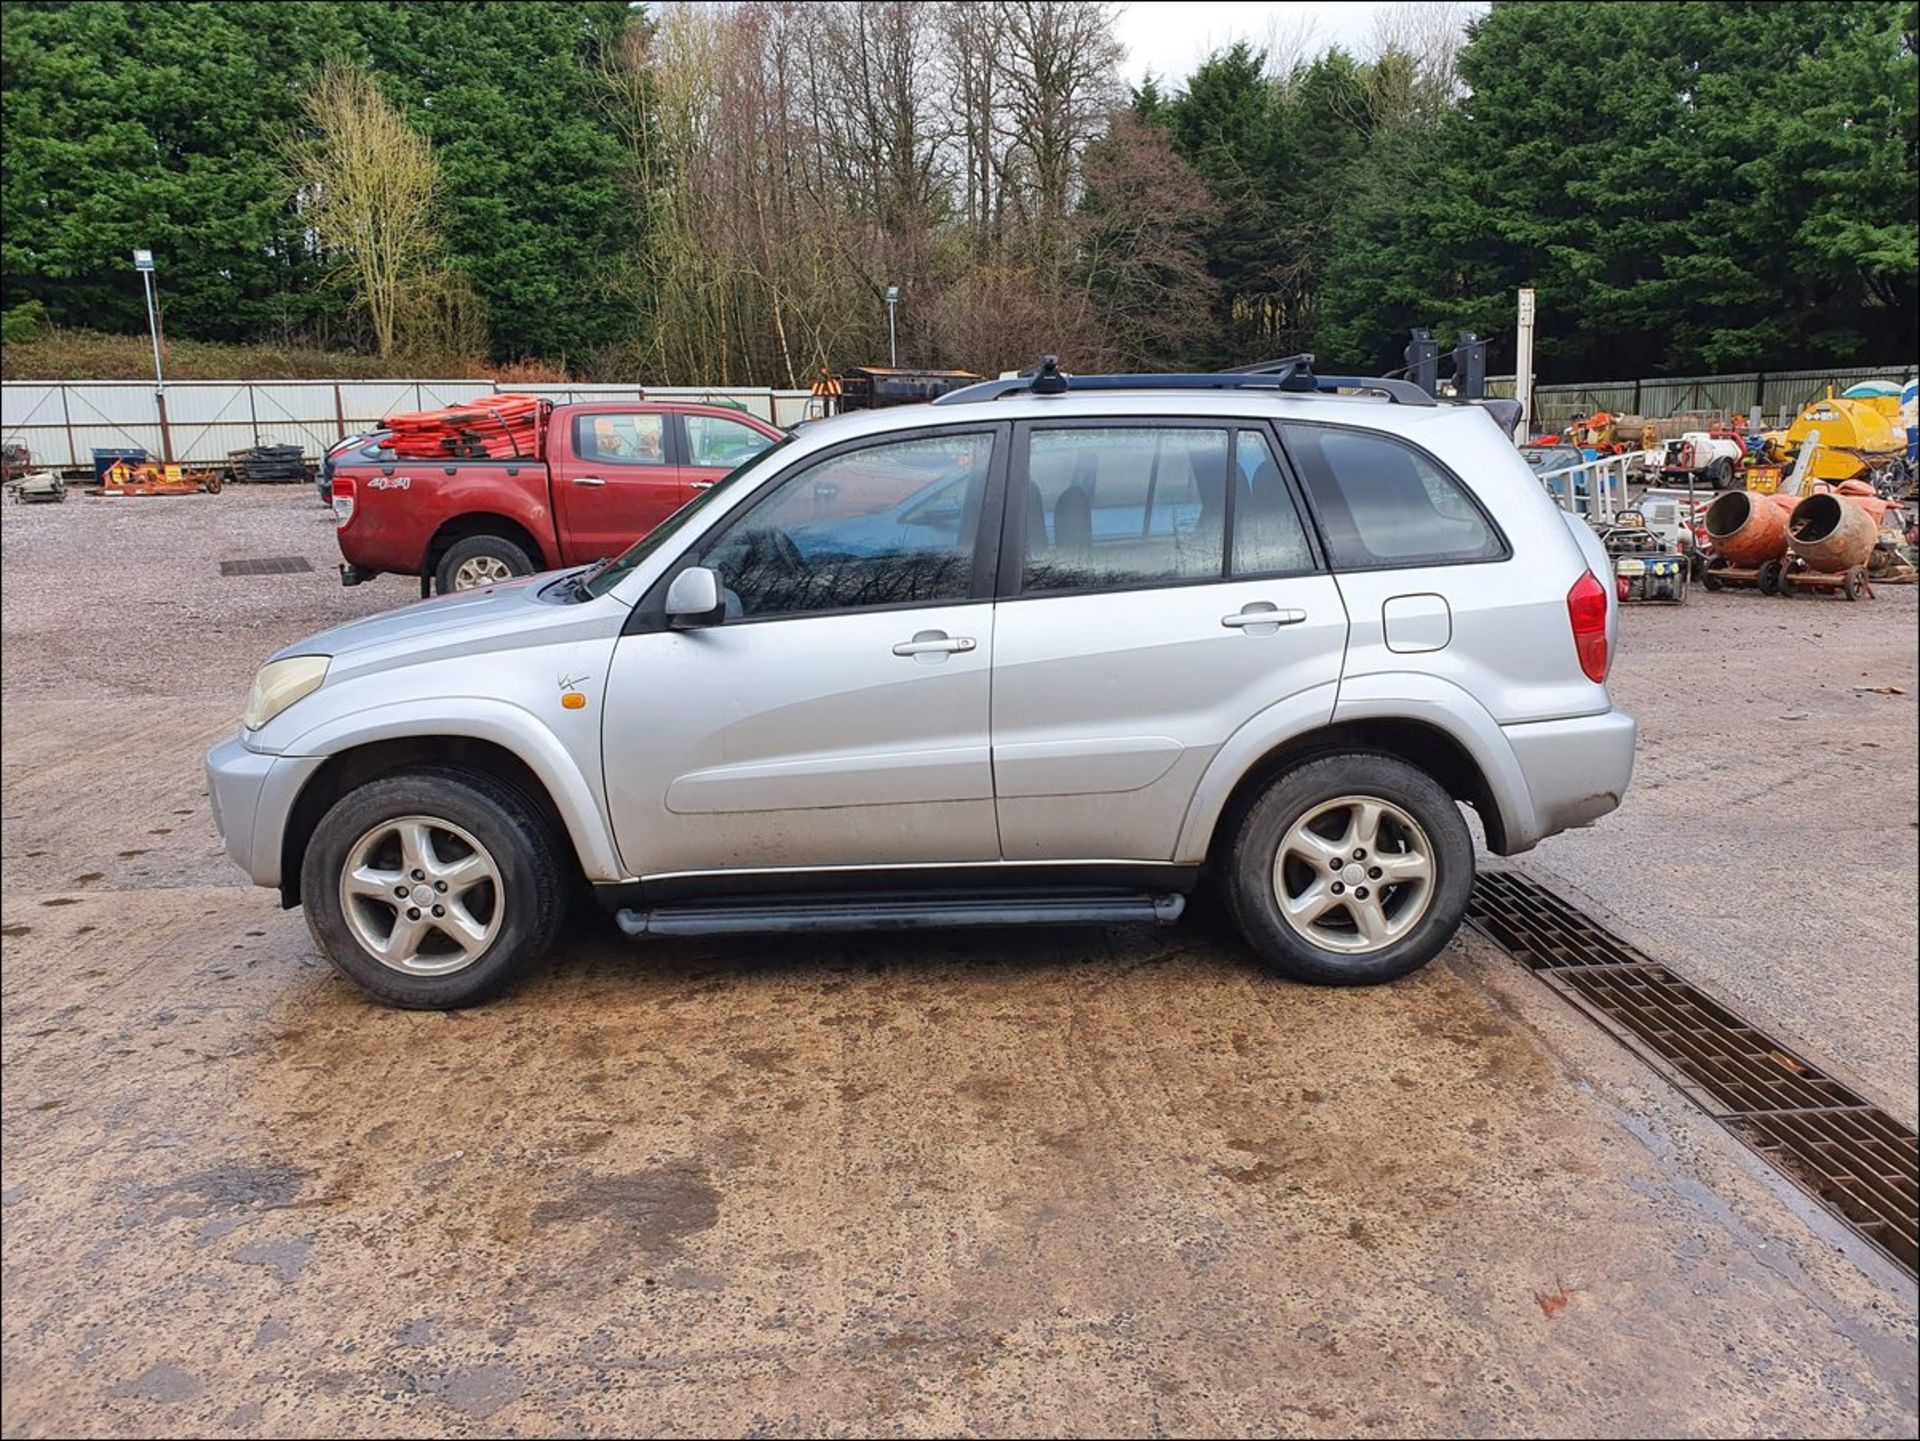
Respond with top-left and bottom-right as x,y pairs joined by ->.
2,486 -> 1915,1438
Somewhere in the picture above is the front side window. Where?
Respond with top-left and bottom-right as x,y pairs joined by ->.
687,412 -> 776,468
1283,425 -> 1505,568
1020,426 -> 1228,593
700,432 -> 993,619
575,412 -> 668,466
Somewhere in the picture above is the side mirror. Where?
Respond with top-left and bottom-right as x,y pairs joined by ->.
665,565 -> 726,628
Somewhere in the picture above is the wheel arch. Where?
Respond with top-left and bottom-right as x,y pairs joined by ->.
425,512 -> 551,580
276,728 -> 615,908
1186,714 -> 1518,869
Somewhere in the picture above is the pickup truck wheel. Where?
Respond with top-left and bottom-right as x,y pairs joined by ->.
436,534 -> 534,594
300,768 -> 566,1008
1224,753 -> 1473,986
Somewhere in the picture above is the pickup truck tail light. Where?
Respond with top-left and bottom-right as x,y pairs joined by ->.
331,475 -> 355,527
1567,570 -> 1610,683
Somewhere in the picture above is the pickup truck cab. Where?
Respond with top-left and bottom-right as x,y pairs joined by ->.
331,401 -> 784,594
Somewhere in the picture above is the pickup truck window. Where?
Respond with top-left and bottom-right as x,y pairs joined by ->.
687,413 -> 777,469
575,413 -> 668,466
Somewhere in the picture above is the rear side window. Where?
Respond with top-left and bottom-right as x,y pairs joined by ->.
1021,426 -> 1228,592
1283,425 -> 1505,568
1231,428 -> 1314,576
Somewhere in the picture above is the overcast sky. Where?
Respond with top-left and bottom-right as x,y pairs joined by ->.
1112,0 -> 1486,90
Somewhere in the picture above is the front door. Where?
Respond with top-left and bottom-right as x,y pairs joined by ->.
990,420 -> 1350,860
602,425 -> 1007,878
550,409 -> 687,565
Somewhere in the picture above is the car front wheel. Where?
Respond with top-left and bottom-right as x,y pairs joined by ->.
300,768 -> 566,1008
1224,752 -> 1474,986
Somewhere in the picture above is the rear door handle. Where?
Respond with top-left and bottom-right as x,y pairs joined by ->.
1222,605 -> 1307,629
690,480 -> 716,490
892,631 -> 977,658
571,475 -> 607,487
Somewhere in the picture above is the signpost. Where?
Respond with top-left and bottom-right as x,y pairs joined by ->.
884,285 -> 900,368
133,248 -> 173,461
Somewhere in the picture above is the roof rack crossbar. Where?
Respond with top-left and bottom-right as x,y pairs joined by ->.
931,355 -> 1437,407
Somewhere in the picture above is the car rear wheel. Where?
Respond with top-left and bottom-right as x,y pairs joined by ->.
436,534 -> 534,594
1224,753 -> 1473,986
301,768 -> 566,1008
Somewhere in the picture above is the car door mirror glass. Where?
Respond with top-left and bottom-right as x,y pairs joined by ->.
666,566 -> 726,627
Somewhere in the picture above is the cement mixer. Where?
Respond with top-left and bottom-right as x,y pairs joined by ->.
1700,489 -> 1797,593
1778,491 -> 1895,600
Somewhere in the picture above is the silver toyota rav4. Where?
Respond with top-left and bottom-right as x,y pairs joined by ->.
207,359 -> 1634,1008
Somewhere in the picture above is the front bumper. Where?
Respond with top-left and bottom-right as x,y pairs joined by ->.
206,734 -> 324,889
1501,707 -> 1637,847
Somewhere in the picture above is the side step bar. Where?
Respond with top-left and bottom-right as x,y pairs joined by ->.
615,890 -> 1186,938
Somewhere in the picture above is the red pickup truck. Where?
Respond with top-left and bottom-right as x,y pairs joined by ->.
331,401 -> 785,594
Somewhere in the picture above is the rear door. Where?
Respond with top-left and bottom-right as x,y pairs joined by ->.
550,408 -> 688,564
989,420 -> 1350,861
679,410 -> 782,494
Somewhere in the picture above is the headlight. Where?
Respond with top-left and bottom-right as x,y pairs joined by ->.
243,656 -> 330,731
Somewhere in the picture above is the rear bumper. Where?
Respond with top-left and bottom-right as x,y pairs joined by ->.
1501,707 -> 1636,848
206,734 -> 324,889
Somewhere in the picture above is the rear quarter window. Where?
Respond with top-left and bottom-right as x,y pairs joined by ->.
1283,424 -> 1507,569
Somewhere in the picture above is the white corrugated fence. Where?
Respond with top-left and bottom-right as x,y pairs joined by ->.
1,379 -> 817,468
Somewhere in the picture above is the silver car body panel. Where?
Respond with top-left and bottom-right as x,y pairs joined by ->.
991,573 -> 1348,860
602,602 -> 1000,874
208,387 -> 1635,894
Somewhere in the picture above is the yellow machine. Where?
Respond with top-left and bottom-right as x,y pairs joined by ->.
1768,387 -> 1906,484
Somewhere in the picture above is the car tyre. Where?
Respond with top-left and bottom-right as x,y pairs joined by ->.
301,767 -> 567,1008
435,534 -> 535,594
1223,752 -> 1473,986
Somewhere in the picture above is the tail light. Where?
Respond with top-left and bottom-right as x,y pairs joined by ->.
331,475 -> 355,526
1567,570 -> 1610,683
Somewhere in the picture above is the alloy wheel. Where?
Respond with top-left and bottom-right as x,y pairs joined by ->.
1270,794 -> 1436,955
338,815 -> 504,975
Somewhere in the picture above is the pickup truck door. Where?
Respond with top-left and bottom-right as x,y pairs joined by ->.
679,410 -> 782,494
601,425 -> 1006,878
550,409 -> 688,565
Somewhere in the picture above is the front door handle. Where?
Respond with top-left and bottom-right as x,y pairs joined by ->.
1222,604 -> 1307,631
892,630 -> 977,659
690,479 -> 717,490
571,475 -> 607,487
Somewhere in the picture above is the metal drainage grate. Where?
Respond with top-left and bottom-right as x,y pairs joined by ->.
219,555 -> 313,577
1469,868 -> 1919,1278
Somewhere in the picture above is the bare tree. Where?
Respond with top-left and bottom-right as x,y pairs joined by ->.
603,0 -> 1142,383
288,65 -> 459,359
1368,0 -> 1474,124
998,1 -> 1125,240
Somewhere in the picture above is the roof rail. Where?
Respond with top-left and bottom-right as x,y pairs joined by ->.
931,354 -> 1436,407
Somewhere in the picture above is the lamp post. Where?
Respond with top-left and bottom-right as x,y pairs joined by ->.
884,285 -> 900,368
133,248 -> 173,461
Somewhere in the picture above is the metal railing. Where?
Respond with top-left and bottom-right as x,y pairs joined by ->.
1534,449 -> 1656,520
